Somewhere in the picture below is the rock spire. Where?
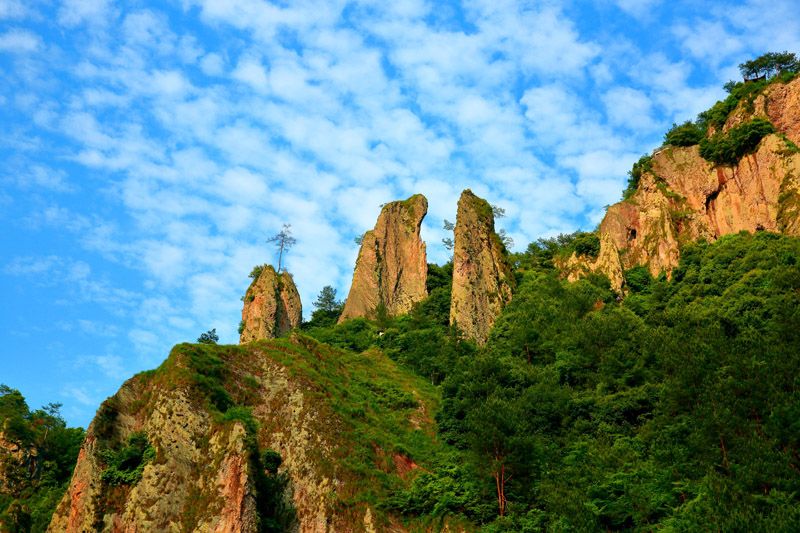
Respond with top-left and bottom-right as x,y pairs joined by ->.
239,265 -> 302,342
339,194 -> 428,322
450,189 -> 515,344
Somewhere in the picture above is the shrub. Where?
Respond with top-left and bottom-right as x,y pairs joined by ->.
664,121 -> 704,146
99,432 -> 156,486
573,233 -> 601,259
699,118 -> 775,166
623,155 -> 653,200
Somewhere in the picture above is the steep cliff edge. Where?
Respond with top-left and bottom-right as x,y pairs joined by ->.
49,336 -> 468,532
572,76 -> 800,288
240,265 -> 302,343
450,190 -> 515,345
339,194 -> 428,323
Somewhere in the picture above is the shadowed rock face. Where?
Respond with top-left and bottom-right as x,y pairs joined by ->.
240,266 -> 302,342
568,77 -> 800,290
339,194 -> 428,323
450,190 -> 514,345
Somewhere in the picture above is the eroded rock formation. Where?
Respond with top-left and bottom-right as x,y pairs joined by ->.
569,77 -> 800,289
240,265 -> 302,343
49,337 -> 455,532
339,194 -> 428,322
450,189 -> 515,344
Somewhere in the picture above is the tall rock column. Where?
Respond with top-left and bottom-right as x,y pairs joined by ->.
240,265 -> 302,343
339,194 -> 428,322
450,189 -> 514,344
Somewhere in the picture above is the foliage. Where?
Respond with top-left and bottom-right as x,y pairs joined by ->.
197,328 -> 219,345
98,432 -> 155,486
699,118 -> 775,166
249,264 -> 266,279
739,51 -> 799,80
305,286 -> 343,328
664,121 -> 704,147
623,155 -> 652,199
433,232 -> 800,530
0,387 -> 85,532
267,223 -> 297,273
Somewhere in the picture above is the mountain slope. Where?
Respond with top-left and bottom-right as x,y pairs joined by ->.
49,336 -> 472,532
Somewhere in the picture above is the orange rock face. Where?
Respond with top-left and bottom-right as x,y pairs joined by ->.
240,266 -> 302,343
587,131 -> 800,290
450,189 -> 515,345
339,194 -> 428,322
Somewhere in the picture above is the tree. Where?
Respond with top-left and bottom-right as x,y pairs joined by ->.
197,329 -> 219,345
313,286 -> 341,313
307,286 -> 343,328
443,219 -> 455,231
498,229 -> 514,250
442,237 -> 454,251
267,224 -> 297,273
739,51 -> 799,80
491,205 -> 506,218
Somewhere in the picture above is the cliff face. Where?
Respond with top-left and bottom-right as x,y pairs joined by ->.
49,337 -> 465,532
579,77 -> 800,289
450,190 -> 515,345
339,194 -> 428,322
240,266 -> 302,343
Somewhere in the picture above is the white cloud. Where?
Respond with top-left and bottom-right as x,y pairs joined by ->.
232,57 -> 269,92
0,29 -> 41,52
614,0 -> 662,19
58,0 -> 112,27
200,52 -> 224,76
0,0 -> 27,20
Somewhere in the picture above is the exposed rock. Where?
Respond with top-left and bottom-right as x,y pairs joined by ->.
339,194 -> 428,322
579,135 -> 800,290
49,337 -> 468,532
450,189 -> 515,344
571,77 -> 800,290
240,266 -> 302,343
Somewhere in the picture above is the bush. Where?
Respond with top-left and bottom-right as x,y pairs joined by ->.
699,118 -> 775,166
573,233 -> 601,259
623,155 -> 653,200
664,121 -> 704,147
99,432 -> 155,486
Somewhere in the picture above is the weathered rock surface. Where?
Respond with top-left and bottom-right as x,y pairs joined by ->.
339,194 -> 428,322
240,266 -> 302,343
574,77 -> 800,290
49,337 -> 464,532
450,190 -> 515,344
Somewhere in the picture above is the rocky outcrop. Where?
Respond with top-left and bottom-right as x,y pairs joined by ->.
450,190 -> 515,344
339,194 -> 428,322
49,337 -> 466,532
240,265 -> 302,343
575,77 -> 800,290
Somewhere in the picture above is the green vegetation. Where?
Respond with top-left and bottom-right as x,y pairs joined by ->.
431,232 -> 800,529
698,118 -> 775,166
0,386 -> 85,532
98,432 -> 155,486
197,328 -> 219,345
738,51 -> 799,81
623,155 -> 653,200
304,232 -> 800,530
663,120 -> 704,147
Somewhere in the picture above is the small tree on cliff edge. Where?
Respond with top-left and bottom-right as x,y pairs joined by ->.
267,224 -> 297,273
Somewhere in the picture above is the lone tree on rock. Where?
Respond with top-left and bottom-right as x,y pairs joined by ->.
197,328 -> 219,344
267,223 -> 297,273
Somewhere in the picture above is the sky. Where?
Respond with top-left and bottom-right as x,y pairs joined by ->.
1,0 -> 799,427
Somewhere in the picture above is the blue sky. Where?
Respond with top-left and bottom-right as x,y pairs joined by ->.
1,0 -> 798,427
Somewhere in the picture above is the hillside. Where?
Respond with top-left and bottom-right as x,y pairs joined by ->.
47,337 -> 474,532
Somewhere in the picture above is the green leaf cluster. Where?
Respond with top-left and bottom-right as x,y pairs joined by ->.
98,432 -> 155,486
698,118 -> 775,166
